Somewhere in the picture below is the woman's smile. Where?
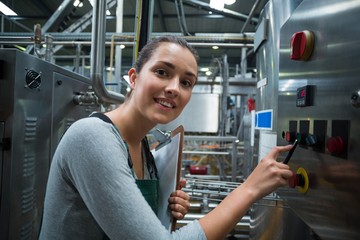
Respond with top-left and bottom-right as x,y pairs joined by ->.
155,98 -> 176,109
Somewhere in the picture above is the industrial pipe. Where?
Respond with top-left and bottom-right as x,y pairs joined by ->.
91,0 -> 125,105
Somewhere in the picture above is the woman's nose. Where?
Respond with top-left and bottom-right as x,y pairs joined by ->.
165,78 -> 180,97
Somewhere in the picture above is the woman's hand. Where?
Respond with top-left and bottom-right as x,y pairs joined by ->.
242,145 -> 294,200
168,179 -> 190,220
198,145 -> 294,240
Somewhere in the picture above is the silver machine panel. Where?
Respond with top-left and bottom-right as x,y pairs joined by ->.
0,49 -> 99,239
276,0 -> 360,240
251,0 -> 310,239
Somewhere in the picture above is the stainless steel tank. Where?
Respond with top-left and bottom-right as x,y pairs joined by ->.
0,49 -> 99,239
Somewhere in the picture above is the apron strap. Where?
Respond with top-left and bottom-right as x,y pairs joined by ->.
89,112 -> 113,124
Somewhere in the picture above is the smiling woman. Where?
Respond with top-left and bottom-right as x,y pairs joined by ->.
39,35 -> 293,240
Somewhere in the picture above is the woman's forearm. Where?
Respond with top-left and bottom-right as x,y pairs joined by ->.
199,183 -> 257,240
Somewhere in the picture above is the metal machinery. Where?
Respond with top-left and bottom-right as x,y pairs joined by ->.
253,0 -> 360,239
0,49 -> 99,239
251,0 -> 311,239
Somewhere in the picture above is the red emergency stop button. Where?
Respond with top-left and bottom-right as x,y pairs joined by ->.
327,136 -> 344,154
288,171 -> 298,188
290,30 -> 315,61
288,168 -> 309,193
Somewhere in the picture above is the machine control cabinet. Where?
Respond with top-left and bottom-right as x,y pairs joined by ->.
0,50 -> 99,239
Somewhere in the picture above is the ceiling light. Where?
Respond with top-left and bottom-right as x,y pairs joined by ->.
210,0 -> 236,10
224,0 -> 236,5
212,46 -> 219,50
0,1 -> 17,16
200,67 -> 210,72
73,0 -> 83,7
210,0 -> 224,11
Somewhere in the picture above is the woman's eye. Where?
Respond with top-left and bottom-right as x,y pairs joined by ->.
155,69 -> 168,77
181,80 -> 194,88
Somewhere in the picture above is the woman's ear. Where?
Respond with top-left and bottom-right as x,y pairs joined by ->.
128,68 -> 137,90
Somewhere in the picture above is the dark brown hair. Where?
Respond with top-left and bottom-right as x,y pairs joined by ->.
134,35 -> 199,72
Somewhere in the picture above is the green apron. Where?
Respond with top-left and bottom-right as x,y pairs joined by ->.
135,178 -> 159,213
132,137 -> 159,213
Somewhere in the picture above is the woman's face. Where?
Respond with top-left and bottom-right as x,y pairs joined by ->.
128,42 -> 198,125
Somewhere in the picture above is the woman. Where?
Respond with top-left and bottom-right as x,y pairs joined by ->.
39,35 -> 293,240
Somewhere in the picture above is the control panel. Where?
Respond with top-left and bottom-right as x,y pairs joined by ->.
276,2 -> 360,239
282,119 -> 350,159
280,118 -> 351,194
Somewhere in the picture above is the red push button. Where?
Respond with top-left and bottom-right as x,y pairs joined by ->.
285,131 -> 296,143
327,136 -> 344,154
290,30 -> 315,61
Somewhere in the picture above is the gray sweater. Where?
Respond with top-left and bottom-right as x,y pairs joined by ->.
39,117 -> 206,240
